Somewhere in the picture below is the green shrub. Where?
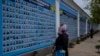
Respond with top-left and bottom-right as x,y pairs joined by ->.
69,42 -> 75,48
95,45 -> 100,53
98,40 -> 100,42
76,39 -> 80,44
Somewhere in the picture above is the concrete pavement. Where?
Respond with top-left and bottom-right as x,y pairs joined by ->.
69,32 -> 100,56
46,32 -> 100,56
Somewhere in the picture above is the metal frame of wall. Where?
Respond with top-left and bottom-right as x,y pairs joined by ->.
60,0 -> 78,41
80,15 -> 86,35
0,0 -> 3,56
87,22 -> 91,32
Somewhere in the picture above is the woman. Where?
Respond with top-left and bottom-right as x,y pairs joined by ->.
90,28 -> 94,39
52,24 -> 69,56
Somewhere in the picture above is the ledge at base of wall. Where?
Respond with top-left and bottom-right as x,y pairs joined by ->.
20,46 -> 52,56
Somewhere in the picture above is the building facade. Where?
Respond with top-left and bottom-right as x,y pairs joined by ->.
0,0 -> 98,56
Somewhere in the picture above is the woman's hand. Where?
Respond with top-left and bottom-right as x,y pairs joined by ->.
51,46 -> 56,53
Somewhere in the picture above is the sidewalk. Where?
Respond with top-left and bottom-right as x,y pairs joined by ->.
46,32 -> 100,56
69,32 -> 100,56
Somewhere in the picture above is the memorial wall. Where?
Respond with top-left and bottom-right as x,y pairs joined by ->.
1,0 -> 56,56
